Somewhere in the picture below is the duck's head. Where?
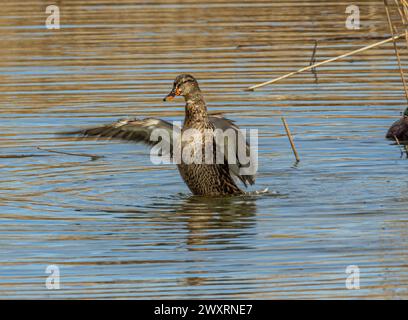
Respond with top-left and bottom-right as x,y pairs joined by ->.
404,107 -> 408,117
163,74 -> 201,101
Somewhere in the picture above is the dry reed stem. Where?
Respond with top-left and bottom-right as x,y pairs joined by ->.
384,0 -> 408,104
401,0 -> 408,48
309,40 -> 318,83
392,0 -> 408,48
393,135 -> 407,157
37,147 -> 102,160
281,117 -> 300,162
246,33 -> 405,91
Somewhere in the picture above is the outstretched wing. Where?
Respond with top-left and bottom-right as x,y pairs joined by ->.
62,117 -> 175,153
209,115 -> 256,187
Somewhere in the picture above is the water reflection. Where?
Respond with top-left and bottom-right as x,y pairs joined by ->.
175,195 -> 257,250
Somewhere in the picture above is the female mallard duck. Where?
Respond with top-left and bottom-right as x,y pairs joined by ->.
65,74 -> 256,196
386,107 -> 408,142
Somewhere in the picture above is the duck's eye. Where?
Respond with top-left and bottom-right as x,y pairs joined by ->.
179,79 -> 194,86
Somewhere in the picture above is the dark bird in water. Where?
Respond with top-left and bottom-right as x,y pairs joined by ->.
64,74 -> 256,196
386,107 -> 408,143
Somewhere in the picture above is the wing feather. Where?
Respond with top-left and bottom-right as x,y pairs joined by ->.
62,117 -> 175,149
209,115 -> 256,187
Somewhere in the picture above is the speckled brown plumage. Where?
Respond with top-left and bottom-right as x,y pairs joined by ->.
63,74 -> 255,196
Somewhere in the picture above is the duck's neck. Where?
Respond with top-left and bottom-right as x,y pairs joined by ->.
183,92 -> 209,128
